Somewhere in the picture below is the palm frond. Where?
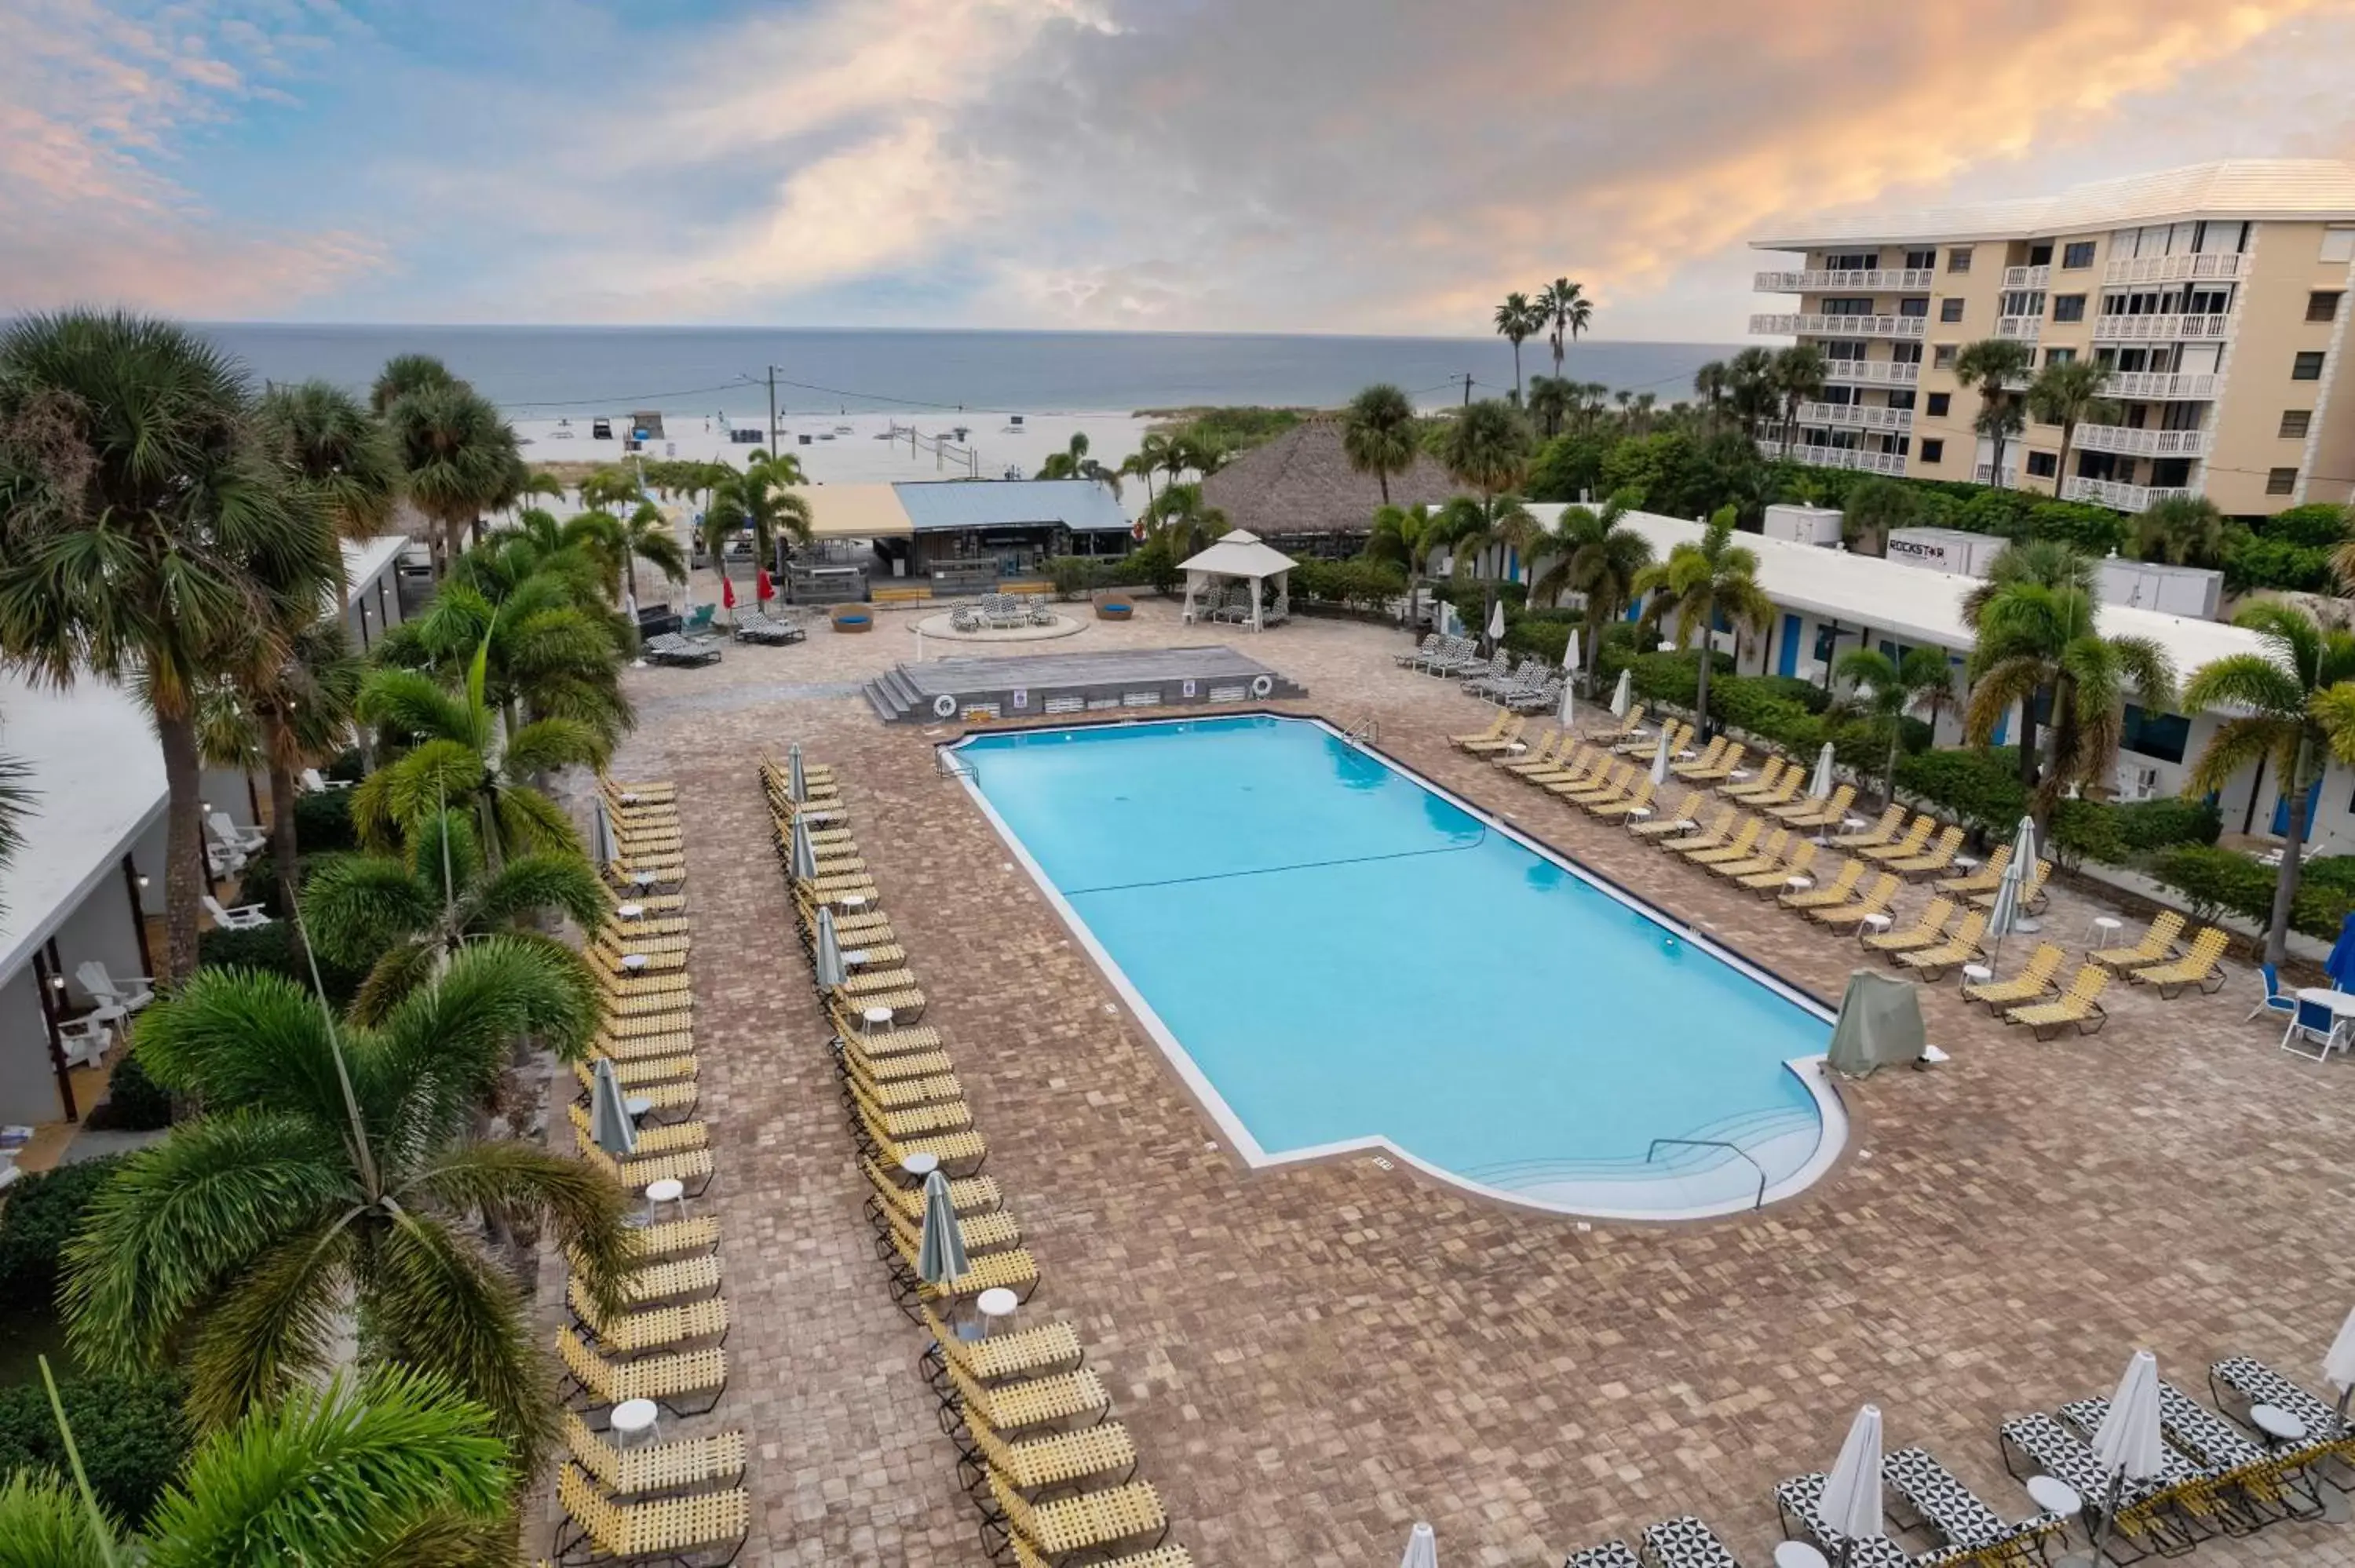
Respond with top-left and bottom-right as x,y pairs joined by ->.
0,1470 -> 117,1568
502,717 -> 604,778
129,966 -> 350,1126
299,854 -> 440,968
406,1140 -> 633,1318
491,782 -> 582,859
184,1219 -> 357,1431
365,1216 -> 552,1471
469,852 -> 607,934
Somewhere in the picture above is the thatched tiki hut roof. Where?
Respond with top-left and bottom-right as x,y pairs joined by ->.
1200,417 -> 1459,552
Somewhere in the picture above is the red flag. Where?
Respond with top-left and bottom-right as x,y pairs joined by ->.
721,574 -> 736,609
756,567 -> 776,603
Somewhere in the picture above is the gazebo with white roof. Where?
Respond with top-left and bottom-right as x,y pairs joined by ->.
1178,529 -> 1298,633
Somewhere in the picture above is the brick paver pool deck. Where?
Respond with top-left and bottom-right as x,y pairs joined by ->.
564,600 -> 2355,1566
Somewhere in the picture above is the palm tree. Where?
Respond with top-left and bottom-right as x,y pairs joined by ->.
1692,360 -> 1729,425
0,752 -> 29,922
257,381 -> 400,613
0,310 -> 338,983
1438,400 -> 1533,521
1525,377 -> 1574,439
701,460 -> 812,602
1145,482 -> 1228,560
560,505 -> 686,607
210,619 -> 365,922
1529,496 -> 1655,690
1770,345 -> 1828,458
575,464 -> 642,518
2024,358 -> 2118,493
1448,495 -> 1546,617
1834,644 -> 1956,807
1959,539 -> 2094,789
1342,385 -> 1422,506
64,944 -> 628,1466
616,501 -> 688,604
1493,294 -> 1544,403
1633,509 -> 1776,732
1035,432 -> 1090,480
1725,346 -> 1779,438
1964,573 -> 2176,828
2182,603 -> 2355,965
1538,279 -> 1593,380
1953,338 -> 2037,488
2133,494 -> 2228,567
390,577 -> 631,749
1840,475 -> 1918,556
0,1366 -> 513,1567
303,807 -> 605,1021
1364,502 -> 1461,628
368,353 -> 458,417
1118,448 -> 1161,518
383,381 -> 520,575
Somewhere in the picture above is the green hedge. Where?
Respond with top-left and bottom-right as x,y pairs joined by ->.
0,1370 -> 192,1530
1289,557 -> 1406,612
195,924 -> 366,1008
2159,848 -> 2355,941
0,1155 -> 127,1302
83,1048 -> 171,1132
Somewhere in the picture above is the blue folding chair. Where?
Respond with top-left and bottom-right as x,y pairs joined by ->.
2280,992 -> 2341,1063
2247,962 -> 2298,1023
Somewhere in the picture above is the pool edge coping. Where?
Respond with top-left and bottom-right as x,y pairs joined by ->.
944,710 -> 1852,1224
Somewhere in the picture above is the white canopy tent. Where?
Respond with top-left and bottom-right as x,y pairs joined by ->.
1179,529 -> 1297,633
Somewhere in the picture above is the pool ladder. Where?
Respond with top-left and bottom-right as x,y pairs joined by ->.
1646,1137 -> 1767,1210
1343,712 -> 1379,745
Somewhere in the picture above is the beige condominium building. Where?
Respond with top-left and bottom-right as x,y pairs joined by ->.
1749,159 -> 2355,515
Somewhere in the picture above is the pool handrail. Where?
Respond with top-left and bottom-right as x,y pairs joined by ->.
1645,1136 -> 1767,1211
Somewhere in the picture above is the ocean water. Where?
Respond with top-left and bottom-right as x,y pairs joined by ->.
956,715 -> 1832,1218
195,323 -> 1734,418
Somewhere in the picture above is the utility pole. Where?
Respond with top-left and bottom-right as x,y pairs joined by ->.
766,366 -> 778,455
1462,373 -> 1473,407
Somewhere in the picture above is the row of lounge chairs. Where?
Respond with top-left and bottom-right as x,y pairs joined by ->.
1408,638 -> 1570,712
556,773 -> 750,1568
1565,1348 -> 2352,1568
765,751 -> 1192,1568
954,593 -> 1058,632
731,607 -> 807,644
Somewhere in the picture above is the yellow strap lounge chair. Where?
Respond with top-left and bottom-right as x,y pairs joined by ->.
1532,749 -> 1609,793
1776,782 -> 1858,829
577,1069 -> 696,1120
1616,720 -> 1689,759
573,1140 -> 714,1198
864,1156 -> 999,1222
600,774 -> 676,802
1655,807 -> 1737,855
565,1280 -> 729,1357
1738,839 -> 1817,894
565,1103 -> 707,1156
1937,842 -> 2011,895
943,1355 -> 1109,1438
618,1216 -> 721,1260
1669,735 -> 1728,779
855,1097 -> 987,1174
1780,860 -> 1864,911
1831,804 -> 1905,848
827,998 -> 941,1055
1729,762 -> 1800,810
1961,943 -> 2066,1012
1969,858 -> 2051,915
1683,817 -> 1764,866
1558,762 -> 1636,807
1805,872 -> 1900,932
556,1326 -> 726,1416
1711,827 -> 1791,881
2006,965 -> 2110,1037
1860,815 -> 1937,862
2091,910 -> 2186,972
1895,911 -> 1990,980
1448,710 -> 1516,750
561,1408 -> 743,1499
1888,824 -> 1967,880
588,941 -> 688,975
2129,927 -> 2233,997
600,881 -> 688,916
919,1301 -> 1081,1387
958,1404 -> 1137,1497
1462,714 -> 1534,756
1863,898 -> 1955,954
576,1050 -> 696,1090
554,1464 -> 748,1566
1723,757 -> 1790,803
986,1471 -> 1169,1566
1677,741 -> 1747,785
1588,704 -> 1647,746
1013,1544 -> 1193,1568
1497,730 -> 1564,773
1590,776 -> 1659,821
1623,786 -> 1702,837
863,1161 -> 1020,1251
599,1005 -> 696,1039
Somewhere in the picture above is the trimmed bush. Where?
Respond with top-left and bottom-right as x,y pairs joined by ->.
0,1155 -> 128,1300
195,924 -> 366,1008
1046,556 -> 1094,600
1291,557 -> 1406,613
83,1048 -> 170,1132
2152,844 -> 2280,927
291,789 -> 357,855
1893,747 -> 2028,833
2109,796 -> 2222,853
0,1370 -> 192,1530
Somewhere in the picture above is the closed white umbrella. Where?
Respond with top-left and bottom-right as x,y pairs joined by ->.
1565,628 -> 1583,684
788,742 -> 809,804
1399,1522 -> 1437,1568
1650,724 -> 1674,785
816,904 -> 846,989
588,1058 -> 637,1157
2076,1351 -> 2166,1568
1985,815 -> 2036,967
1610,668 -> 1633,720
1819,1404 -> 1886,1564
1809,742 -> 1837,801
2324,1304 -> 2355,1428
790,814 -> 819,883
590,798 -> 616,870
915,1169 -> 968,1292
1557,675 -> 1576,731
1485,597 -> 1506,651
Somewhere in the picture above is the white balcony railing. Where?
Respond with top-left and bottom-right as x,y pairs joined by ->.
1766,440 -> 1908,476
1973,463 -> 2021,488
1820,359 -> 1921,386
1793,401 -> 1915,433
2103,252 -> 2245,286
2106,370 -> 2218,400
2003,264 -> 2052,290
1753,268 -> 1936,293
1751,312 -> 1929,339
2093,312 -> 2236,343
1995,315 -> 2043,341
2071,425 -> 2213,459
2063,476 -> 2196,512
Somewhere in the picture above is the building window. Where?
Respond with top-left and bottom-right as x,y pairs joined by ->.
1826,251 -> 1879,273
2026,451 -> 2058,478
1899,296 -> 1930,317
1824,297 -> 1875,315
2268,467 -> 2299,495
1919,438 -> 1944,464
1938,298 -> 1964,323
1904,249 -> 1936,272
1926,392 -> 1952,417
2052,294 -> 2087,323
2294,351 -> 2327,380
2322,227 -> 2355,264
1933,345 -> 1957,370
2062,241 -> 2096,269
2044,348 -> 2076,366
2282,410 -> 2313,439
2309,291 -> 2344,323
1890,341 -> 1922,364
1886,390 -> 1916,410
2120,704 -> 2189,764
1948,247 -> 1973,273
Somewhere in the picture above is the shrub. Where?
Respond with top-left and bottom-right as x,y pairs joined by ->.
2024,500 -> 2131,556
0,1155 -> 128,1300
2109,796 -> 2222,853
0,1371 -> 191,1530
1291,557 -> 1405,612
1046,556 -> 1094,600
83,1048 -> 171,1132
1893,746 -> 2028,833
292,789 -> 357,855
2050,799 -> 2129,867
195,924 -> 365,1008
1503,618 -> 1572,662
2152,844 -> 2278,927
1746,674 -> 1833,715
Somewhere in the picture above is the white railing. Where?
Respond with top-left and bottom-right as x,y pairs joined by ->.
1819,359 -> 1921,386
1972,463 -> 2021,488
1751,312 -> 1928,339
1995,315 -> 2043,341
1793,401 -> 1914,432
2003,264 -> 2052,290
2071,425 -> 2213,458
1765,440 -> 1908,476
2093,312 -> 2235,343
1753,268 -> 1936,292
2063,476 -> 2196,512
2106,370 -> 2218,399
2104,252 -> 2245,285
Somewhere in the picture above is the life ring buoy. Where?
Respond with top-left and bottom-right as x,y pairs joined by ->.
1249,674 -> 1275,698
933,694 -> 958,719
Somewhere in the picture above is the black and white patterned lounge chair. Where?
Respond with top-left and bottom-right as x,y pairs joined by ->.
1999,1412 -> 2193,1560
1772,1472 -> 1912,1567
1638,1515 -> 1743,1568
733,610 -> 805,645
1882,1445 -> 2068,1563
2209,1356 -> 2353,1457
644,633 -> 721,667
2152,1383 -> 2326,1522
1562,1541 -> 1641,1568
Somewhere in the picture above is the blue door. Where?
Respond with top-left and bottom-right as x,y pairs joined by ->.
1778,614 -> 1802,677
2272,777 -> 2324,841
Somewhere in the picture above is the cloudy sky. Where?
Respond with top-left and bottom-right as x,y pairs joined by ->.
10,0 -> 2355,341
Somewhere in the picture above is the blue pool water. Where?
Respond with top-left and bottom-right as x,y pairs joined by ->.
954,715 -> 1837,1216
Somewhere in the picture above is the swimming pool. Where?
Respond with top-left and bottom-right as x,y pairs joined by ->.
950,715 -> 1843,1219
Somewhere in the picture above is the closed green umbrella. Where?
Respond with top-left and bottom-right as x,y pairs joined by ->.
790,814 -> 819,883
788,742 -> 809,804
588,1057 -> 637,1158
816,904 -> 846,989
916,1169 -> 968,1294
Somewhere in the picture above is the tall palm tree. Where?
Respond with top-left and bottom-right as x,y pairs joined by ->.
1959,539 -> 2095,790
213,618 -> 365,921
0,310 -> 337,983
1364,502 -> 1464,628
1833,644 -> 1956,807
389,578 -> 631,749
2133,494 -> 2228,567
2024,357 -> 2118,493
2182,603 -> 2355,965
1342,385 -> 1422,506
1692,360 -> 1729,425
64,944 -> 628,1467
257,381 -> 400,613
0,1366 -> 513,1567
1492,294 -> 1544,403
1964,574 -> 2176,828
1118,447 -> 1161,518
1529,496 -> 1655,690
1725,346 -> 1780,438
303,807 -> 605,1021
1525,376 -> 1574,439
1439,400 -> 1533,522
1840,475 -> 1918,556
384,381 -> 520,576
1145,482 -> 1228,560
1770,345 -> 1828,458
1448,494 -> 1545,608
1953,338 -> 2037,488
1633,509 -> 1776,732
701,459 -> 812,601
558,505 -> 686,607
1538,279 -> 1593,380
575,464 -> 642,518
369,353 -> 458,417
1035,432 -> 1090,480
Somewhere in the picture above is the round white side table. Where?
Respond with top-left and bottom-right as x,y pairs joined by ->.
1773,1542 -> 1829,1568
2026,1474 -> 2082,1518
1962,964 -> 1993,986
2084,915 -> 2123,947
2251,1402 -> 2309,1446
976,1287 -> 1020,1336
620,953 -> 648,972
615,903 -> 644,921
862,1005 -> 894,1035
899,1152 -> 940,1182
642,1177 -> 686,1223
610,1398 -> 659,1447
